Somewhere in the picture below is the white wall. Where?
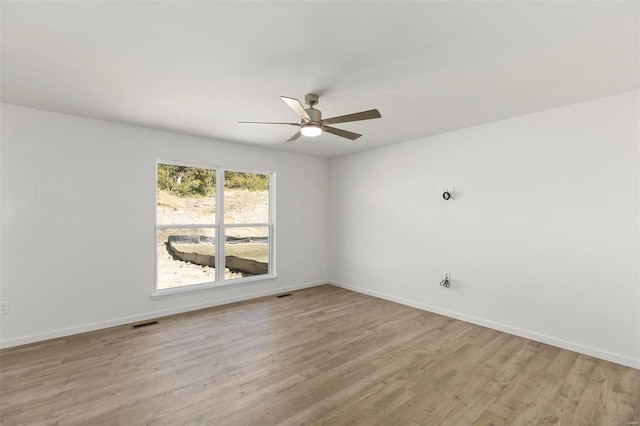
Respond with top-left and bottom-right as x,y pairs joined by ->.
329,91 -> 640,368
0,104 -> 329,347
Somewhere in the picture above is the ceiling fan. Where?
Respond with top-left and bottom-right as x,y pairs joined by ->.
239,94 -> 381,142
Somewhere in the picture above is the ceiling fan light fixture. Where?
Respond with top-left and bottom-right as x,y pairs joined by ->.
300,123 -> 322,137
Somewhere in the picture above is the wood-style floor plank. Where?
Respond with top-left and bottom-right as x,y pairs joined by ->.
1,285 -> 638,425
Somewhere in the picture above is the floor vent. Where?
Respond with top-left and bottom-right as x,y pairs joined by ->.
132,320 -> 159,329
277,293 -> 292,298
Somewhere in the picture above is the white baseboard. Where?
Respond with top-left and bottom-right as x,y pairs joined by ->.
329,280 -> 640,370
0,280 -> 326,349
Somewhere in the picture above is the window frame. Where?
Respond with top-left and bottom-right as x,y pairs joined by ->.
153,159 -> 276,298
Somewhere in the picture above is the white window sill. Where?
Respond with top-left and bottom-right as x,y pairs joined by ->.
151,274 -> 278,300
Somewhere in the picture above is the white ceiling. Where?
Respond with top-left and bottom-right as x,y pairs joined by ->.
1,1 -> 638,158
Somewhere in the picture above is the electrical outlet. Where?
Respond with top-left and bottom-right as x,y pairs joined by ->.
282,264 -> 289,274
440,273 -> 451,289
0,302 -> 9,314
439,186 -> 455,200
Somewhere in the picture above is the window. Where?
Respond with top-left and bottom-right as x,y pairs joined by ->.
223,171 -> 271,282
156,162 -> 273,293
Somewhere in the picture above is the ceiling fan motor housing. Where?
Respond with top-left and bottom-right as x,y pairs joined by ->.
305,108 -> 321,124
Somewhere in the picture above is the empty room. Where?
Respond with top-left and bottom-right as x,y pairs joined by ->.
1,1 -> 639,425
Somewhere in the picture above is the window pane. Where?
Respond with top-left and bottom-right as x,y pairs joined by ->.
224,227 -> 269,280
157,164 -> 216,225
157,228 -> 216,289
224,171 -> 269,224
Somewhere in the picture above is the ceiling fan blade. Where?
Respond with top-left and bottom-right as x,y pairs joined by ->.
287,130 -> 302,142
239,121 -> 298,125
322,109 -> 381,125
322,126 -> 362,141
281,96 -> 311,121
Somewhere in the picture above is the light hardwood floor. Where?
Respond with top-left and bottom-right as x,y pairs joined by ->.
1,285 -> 638,425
